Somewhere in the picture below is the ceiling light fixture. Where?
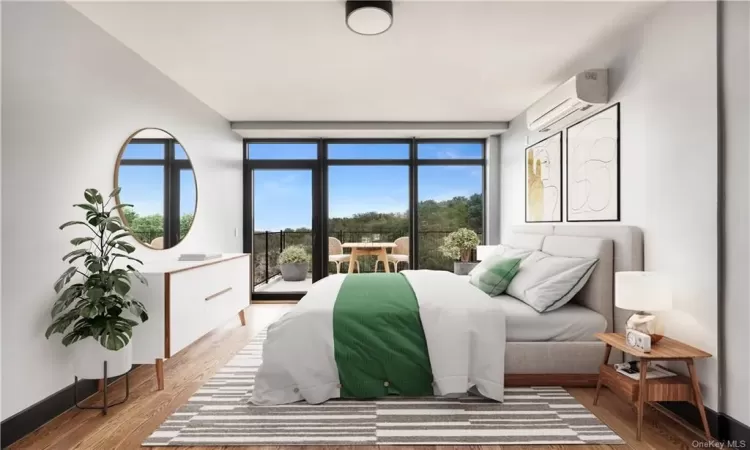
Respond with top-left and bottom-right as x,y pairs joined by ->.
346,1 -> 393,36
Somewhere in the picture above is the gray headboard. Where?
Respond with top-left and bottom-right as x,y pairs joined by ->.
506,225 -> 644,334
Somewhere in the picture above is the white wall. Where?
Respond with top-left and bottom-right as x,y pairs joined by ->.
1,2 -> 242,420
499,2 -> 720,408
721,0 -> 750,427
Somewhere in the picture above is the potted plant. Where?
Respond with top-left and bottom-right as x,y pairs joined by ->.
439,228 -> 480,275
278,245 -> 310,282
46,188 -> 148,381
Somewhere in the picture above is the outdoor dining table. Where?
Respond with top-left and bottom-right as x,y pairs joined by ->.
341,242 -> 398,273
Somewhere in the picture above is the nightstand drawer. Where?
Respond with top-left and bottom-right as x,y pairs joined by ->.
599,364 -> 693,402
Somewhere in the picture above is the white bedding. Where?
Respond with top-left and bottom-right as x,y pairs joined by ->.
492,295 -> 607,342
251,270 -> 506,405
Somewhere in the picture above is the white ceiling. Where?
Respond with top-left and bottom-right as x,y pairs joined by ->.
70,1 -> 661,122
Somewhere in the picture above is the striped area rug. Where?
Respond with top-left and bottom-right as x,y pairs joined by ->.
143,329 -> 623,446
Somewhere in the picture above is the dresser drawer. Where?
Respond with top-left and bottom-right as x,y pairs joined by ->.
203,257 -> 250,326
167,256 -> 250,356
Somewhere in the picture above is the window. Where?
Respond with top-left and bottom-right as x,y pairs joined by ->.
243,139 -> 485,300
418,142 -> 483,160
247,142 -> 318,160
417,165 -> 483,270
328,143 -> 409,160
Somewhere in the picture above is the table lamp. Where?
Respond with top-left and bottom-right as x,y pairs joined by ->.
615,271 -> 672,343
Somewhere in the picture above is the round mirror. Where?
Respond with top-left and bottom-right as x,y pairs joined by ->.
114,128 -> 197,249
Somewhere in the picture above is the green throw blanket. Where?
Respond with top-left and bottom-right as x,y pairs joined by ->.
332,273 -> 433,398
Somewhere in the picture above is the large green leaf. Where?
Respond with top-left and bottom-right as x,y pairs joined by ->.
84,189 -> 96,205
85,188 -> 104,205
54,267 -> 77,293
80,303 -> 103,318
86,260 -> 102,273
51,284 -> 83,317
128,300 -> 149,322
114,279 -> 131,295
109,203 -> 133,212
87,287 -> 105,302
62,248 -> 89,262
59,221 -> 90,230
61,327 -> 91,346
126,265 -> 148,286
108,187 -> 122,198
70,237 -> 94,246
107,241 -> 136,254
97,317 -> 137,350
105,220 -> 124,232
106,231 -> 131,244
45,310 -> 80,338
74,203 -> 98,213
87,213 -> 106,227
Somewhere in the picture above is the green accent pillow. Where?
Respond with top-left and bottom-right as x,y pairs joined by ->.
468,256 -> 522,296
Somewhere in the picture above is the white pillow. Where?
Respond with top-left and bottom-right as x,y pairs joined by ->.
469,246 -> 534,275
505,250 -> 598,313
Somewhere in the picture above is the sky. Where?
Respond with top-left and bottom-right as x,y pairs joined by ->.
118,142 -> 197,217
251,142 -> 483,231
116,142 -> 483,231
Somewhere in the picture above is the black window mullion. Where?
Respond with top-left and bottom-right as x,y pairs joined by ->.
409,137 -> 419,269
316,139 -> 328,282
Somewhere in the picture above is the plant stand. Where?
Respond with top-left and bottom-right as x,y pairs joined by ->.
73,361 -> 130,415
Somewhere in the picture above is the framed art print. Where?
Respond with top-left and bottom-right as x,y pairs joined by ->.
566,103 -> 620,222
525,132 -> 562,223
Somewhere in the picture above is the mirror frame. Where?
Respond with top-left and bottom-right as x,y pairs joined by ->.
113,128 -> 198,250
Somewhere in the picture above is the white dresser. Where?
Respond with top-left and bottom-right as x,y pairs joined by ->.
129,254 -> 251,389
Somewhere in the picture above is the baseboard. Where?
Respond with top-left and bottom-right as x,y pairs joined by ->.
0,369 -> 134,449
660,401 -> 750,444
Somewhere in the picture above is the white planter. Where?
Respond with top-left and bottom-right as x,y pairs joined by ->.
72,338 -> 133,380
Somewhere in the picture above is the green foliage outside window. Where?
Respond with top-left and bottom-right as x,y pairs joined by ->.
122,207 -> 194,244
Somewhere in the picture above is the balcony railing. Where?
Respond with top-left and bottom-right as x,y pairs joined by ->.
252,229 -> 482,288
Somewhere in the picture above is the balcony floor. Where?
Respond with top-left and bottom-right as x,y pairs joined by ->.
254,274 -> 313,293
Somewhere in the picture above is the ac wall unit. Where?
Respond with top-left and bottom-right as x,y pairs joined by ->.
526,69 -> 609,132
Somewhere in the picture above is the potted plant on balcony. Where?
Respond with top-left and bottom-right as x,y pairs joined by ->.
439,228 -> 480,275
46,188 -> 148,389
278,245 -> 310,282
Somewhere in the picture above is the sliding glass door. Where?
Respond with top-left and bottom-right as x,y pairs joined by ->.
327,143 -> 411,273
245,142 -> 322,299
244,139 -> 485,301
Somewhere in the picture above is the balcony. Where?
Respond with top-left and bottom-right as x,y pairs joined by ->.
253,229 -> 481,294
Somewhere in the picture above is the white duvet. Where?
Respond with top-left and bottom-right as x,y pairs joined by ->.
250,270 -> 506,405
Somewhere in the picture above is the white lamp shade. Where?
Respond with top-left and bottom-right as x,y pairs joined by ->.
615,271 -> 672,312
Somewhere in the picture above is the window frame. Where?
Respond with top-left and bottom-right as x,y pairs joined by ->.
243,138 -> 486,300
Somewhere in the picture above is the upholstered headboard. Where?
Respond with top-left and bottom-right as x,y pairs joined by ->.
505,225 -> 644,334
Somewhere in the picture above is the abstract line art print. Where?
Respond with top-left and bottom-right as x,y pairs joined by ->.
525,132 -> 562,223
566,104 -> 620,222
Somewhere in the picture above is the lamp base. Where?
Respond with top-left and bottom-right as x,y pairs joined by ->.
626,311 -> 663,344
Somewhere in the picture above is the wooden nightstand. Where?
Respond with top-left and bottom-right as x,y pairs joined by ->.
593,332 -> 712,441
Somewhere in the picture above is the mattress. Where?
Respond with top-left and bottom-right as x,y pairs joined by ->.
493,294 -> 607,342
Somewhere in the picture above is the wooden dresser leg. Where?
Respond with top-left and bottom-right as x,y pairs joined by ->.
637,359 -> 649,440
238,309 -> 246,326
155,358 -> 165,391
686,359 -> 712,439
97,379 -> 104,392
594,344 -> 612,406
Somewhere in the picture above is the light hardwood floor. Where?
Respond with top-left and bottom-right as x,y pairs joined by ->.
12,304 -> 706,450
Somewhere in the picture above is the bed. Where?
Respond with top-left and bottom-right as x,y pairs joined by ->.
501,225 -> 643,383
251,269 -> 507,405
251,225 -> 643,405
